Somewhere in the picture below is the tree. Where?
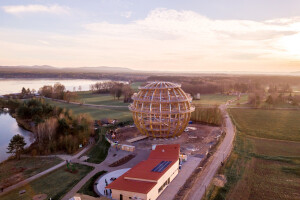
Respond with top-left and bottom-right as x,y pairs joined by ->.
53,83 -> 65,99
7,134 -> 26,160
21,87 -> 27,95
39,85 -> 53,98
110,83 -> 123,100
63,91 -> 77,103
265,95 -> 274,105
122,85 -> 134,103
248,92 -> 262,107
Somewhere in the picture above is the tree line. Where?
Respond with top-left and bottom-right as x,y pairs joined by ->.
38,82 -> 77,102
1,98 -> 94,156
90,81 -> 134,103
190,105 -> 223,126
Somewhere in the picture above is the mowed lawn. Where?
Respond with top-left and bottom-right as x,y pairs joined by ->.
229,108 -> 300,141
1,164 -> 94,200
45,99 -> 132,122
130,81 -> 144,92
208,108 -> 300,200
77,92 -> 129,106
192,94 -> 241,105
76,81 -> 144,105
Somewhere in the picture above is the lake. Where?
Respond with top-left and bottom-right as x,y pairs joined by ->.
0,78 -> 105,95
0,111 -> 34,162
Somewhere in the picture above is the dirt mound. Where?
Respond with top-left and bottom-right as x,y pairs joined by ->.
213,174 -> 227,187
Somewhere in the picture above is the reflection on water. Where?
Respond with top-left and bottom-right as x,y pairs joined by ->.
0,111 -> 34,162
0,78 -> 107,95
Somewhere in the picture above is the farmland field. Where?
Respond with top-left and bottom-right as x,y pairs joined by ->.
205,108 -> 300,200
192,94 -> 241,105
229,109 -> 300,141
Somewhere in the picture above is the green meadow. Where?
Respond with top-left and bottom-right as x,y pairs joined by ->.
45,99 -> 132,122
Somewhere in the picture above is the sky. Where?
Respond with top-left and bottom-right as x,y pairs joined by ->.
0,0 -> 300,72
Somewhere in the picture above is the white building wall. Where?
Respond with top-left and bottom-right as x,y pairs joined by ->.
111,189 -> 147,200
146,160 -> 179,200
110,160 -> 179,200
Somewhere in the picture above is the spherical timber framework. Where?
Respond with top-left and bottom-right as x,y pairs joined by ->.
129,82 -> 195,138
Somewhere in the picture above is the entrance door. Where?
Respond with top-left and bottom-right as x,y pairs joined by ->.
120,194 -> 123,200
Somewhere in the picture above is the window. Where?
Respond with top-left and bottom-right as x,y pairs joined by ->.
158,179 -> 169,193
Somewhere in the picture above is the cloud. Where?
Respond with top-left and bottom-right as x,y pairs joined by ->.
0,8 -> 300,72
121,11 -> 132,18
2,4 -> 69,15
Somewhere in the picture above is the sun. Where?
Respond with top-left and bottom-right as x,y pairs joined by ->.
279,33 -> 300,56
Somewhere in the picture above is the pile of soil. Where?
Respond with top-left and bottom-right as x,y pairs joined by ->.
213,174 -> 227,187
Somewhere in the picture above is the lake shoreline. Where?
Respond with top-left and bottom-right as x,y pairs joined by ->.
0,111 -> 35,163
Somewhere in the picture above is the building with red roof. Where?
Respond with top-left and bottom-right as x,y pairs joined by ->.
106,144 -> 180,200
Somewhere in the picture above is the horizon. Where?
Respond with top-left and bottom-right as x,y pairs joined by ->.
1,65 -> 300,75
0,0 -> 300,72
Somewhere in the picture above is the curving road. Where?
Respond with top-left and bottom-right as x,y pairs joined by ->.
185,104 -> 235,200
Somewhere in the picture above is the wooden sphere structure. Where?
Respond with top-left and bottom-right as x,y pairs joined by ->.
129,82 -> 195,138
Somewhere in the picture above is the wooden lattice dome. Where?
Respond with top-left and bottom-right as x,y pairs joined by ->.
129,81 -> 195,138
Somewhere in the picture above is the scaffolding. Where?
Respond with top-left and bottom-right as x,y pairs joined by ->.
129,82 -> 195,138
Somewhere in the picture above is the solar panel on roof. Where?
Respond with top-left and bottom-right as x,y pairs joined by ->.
151,161 -> 172,172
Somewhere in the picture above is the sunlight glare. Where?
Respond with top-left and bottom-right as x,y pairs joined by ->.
279,33 -> 300,56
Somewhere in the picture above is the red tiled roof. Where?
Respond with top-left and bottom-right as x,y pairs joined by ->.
148,144 -> 180,160
106,144 -> 180,194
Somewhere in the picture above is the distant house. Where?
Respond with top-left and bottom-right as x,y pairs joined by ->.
194,93 -> 201,100
106,144 -> 180,200
95,119 -> 118,127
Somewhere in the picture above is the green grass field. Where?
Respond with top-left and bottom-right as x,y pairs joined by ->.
205,108 -> 300,200
229,109 -> 300,141
0,157 -> 62,187
76,81 -> 144,105
85,134 -> 110,164
77,91 -> 129,106
1,164 -> 94,200
192,94 -> 240,105
130,82 -> 144,92
45,99 -> 132,121
78,171 -> 107,197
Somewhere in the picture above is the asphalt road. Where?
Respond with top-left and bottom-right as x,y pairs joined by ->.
186,104 -> 235,200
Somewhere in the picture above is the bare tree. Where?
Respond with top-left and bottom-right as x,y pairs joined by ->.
45,118 -> 58,142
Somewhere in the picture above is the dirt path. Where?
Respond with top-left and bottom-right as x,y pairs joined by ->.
0,144 -> 93,196
185,104 -> 236,200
